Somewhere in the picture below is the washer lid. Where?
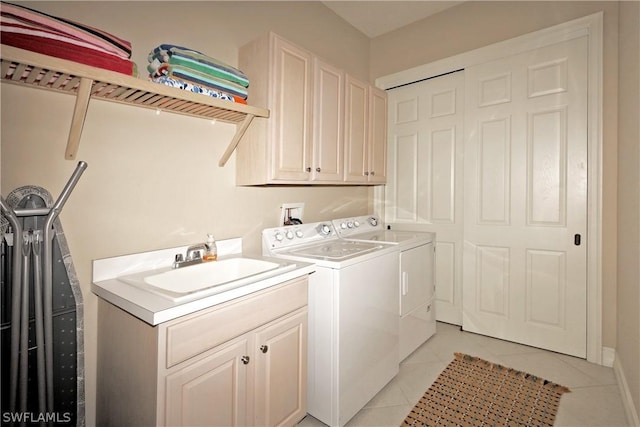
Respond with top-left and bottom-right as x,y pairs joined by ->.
287,240 -> 384,261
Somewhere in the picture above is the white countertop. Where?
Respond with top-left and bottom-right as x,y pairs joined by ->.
91,238 -> 315,325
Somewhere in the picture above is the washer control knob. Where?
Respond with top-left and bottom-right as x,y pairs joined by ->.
285,230 -> 294,240
347,221 -> 354,228
295,229 -> 304,238
340,222 -> 348,229
354,220 -> 360,228
317,223 -> 332,236
369,217 -> 378,226
274,232 -> 284,242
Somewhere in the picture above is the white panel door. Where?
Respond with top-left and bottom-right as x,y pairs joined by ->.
386,71 -> 465,325
462,37 -> 588,357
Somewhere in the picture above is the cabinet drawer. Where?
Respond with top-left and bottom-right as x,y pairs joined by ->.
165,277 -> 308,368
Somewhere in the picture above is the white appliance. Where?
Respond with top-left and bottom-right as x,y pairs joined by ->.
332,215 -> 436,362
262,221 -> 399,427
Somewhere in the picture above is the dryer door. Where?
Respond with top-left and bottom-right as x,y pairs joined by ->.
400,243 -> 434,316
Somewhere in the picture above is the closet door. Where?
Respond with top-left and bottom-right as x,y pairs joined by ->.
462,36 -> 588,357
385,71 -> 465,325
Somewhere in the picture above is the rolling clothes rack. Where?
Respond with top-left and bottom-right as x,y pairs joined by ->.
0,161 -> 87,424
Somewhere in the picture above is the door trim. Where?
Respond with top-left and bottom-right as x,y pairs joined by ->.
374,12 -> 603,364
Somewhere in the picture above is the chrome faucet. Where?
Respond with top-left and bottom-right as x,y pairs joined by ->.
186,243 -> 207,261
173,243 -> 208,269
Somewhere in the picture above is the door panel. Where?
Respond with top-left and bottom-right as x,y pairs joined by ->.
478,117 -> 511,224
312,59 -> 344,181
400,243 -> 434,316
368,86 -> 388,182
272,37 -> 312,180
528,107 -> 567,225
344,75 -> 368,182
386,71 -> 465,325
165,338 -> 249,427
462,37 -> 588,357
254,309 -> 307,427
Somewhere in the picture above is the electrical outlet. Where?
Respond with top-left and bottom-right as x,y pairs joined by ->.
279,203 -> 305,226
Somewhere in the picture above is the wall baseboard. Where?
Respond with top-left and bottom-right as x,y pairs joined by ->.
613,352 -> 640,427
602,346 -> 616,367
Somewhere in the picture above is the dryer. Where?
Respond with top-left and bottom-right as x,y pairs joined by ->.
332,215 -> 436,362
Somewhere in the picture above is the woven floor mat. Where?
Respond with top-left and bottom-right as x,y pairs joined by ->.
402,353 -> 570,427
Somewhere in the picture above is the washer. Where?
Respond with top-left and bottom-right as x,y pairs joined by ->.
332,215 -> 436,362
262,221 -> 399,427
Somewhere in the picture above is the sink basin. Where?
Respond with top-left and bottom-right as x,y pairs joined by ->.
119,257 -> 296,301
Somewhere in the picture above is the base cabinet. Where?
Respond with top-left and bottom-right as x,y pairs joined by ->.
97,276 -> 308,427
165,338 -> 250,426
254,310 -> 307,427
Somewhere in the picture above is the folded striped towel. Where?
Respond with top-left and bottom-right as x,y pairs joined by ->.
149,44 -> 249,88
151,75 -> 247,103
149,62 -> 248,100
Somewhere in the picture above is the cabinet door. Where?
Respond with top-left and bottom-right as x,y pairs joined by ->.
400,243 -> 434,316
312,58 -> 344,182
254,309 -> 308,427
165,338 -> 250,427
368,86 -> 388,183
271,35 -> 313,181
344,74 -> 369,182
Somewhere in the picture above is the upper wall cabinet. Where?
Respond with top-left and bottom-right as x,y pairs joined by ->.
344,76 -> 388,184
236,33 -> 386,185
238,34 -> 313,183
313,58 -> 345,182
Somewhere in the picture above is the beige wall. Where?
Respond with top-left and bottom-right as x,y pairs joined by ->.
617,0 -> 640,417
1,2 -> 371,425
370,0 -> 620,351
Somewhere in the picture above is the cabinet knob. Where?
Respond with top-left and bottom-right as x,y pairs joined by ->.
364,171 -> 369,176
370,171 -> 375,176
260,345 -> 269,354
306,167 -> 311,172
316,167 -> 321,172
241,355 -> 250,365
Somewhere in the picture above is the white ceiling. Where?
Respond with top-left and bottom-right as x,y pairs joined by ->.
322,1 -> 463,38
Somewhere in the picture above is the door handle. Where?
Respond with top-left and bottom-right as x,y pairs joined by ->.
574,234 -> 581,246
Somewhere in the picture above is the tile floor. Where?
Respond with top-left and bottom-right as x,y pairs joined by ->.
299,322 -> 631,427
